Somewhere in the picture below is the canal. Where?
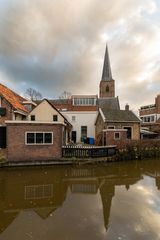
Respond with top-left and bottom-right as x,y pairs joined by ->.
0,158 -> 160,240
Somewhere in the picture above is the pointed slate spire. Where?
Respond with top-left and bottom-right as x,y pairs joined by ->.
101,44 -> 112,81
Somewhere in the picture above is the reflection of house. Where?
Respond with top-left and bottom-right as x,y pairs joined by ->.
95,105 -> 140,146
0,167 -> 68,233
139,94 -> 160,138
0,162 -> 147,234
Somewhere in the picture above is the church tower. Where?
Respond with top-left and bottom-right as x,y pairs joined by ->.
99,44 -> 115,98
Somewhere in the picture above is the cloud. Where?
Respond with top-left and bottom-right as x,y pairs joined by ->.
0,0 -> 159,107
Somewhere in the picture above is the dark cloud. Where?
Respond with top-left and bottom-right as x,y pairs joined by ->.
0,0 -> 159,108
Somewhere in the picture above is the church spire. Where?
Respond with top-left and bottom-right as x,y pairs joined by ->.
101,44 -> 112,81
99,43 -> 115,98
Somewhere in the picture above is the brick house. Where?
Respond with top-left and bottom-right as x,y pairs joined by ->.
0,83 -> 32,124
95,105 -> 140,146
0,83 -> 36,149
6,99 -> 72,162
139,94 -> 160,138
6,122 -> 64,161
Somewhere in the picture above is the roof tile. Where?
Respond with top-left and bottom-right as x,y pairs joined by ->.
0,83 -> 28,113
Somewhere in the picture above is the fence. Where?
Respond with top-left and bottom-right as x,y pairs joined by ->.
62,145 -> 117,158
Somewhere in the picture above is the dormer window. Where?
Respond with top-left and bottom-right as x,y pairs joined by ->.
53,115 -> 58,121
31,115 -> 35,121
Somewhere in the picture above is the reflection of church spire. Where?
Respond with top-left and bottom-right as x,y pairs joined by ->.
99,180 -> 115,231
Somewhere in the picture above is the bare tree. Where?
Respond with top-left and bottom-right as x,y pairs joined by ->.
25,88 -> 43,101
59,91 -> 71,99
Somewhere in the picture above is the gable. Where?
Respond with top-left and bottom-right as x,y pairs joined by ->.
28,100 -> 64,122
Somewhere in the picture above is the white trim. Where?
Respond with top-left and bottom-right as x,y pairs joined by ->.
23,100 -> 37,106
25,131 -> 53,145
99,108 -> 106,122
13,110 -> 28,116
103,129 -> 127,132
61,111 -> 97,114
5,120 -> 66,126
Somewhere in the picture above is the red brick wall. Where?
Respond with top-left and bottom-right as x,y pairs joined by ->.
105,130 -> 127,146
139,108 -> 156,116
0,98 -> 13,125
99,80 -> 115,98
139,95 -> 160,116
6,123 -> 63,161
156,95 -> 160,114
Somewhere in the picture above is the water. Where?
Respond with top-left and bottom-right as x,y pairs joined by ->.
0,159 -> 160,240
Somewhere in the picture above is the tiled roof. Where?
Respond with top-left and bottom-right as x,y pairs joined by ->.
48,99 -> 97,112
101,108 -> 140,122
0,83 -> 28,113
98,97 -> 120,110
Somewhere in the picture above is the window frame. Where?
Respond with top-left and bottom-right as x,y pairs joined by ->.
25,132 -> 53,145
72,116 -> 76,121
53,115 -> 58,122
114,132 -> 120,140
31,115 -> 35,121
107,125 -> 115,129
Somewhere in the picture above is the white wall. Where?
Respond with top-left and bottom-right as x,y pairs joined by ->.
62,111 -> 97,142
28,100 -> 64,123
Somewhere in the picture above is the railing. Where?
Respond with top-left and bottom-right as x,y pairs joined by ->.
62,145 -> 117,158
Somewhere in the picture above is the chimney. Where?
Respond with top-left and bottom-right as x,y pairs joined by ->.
125,104 -> 129,111
155,94 -> 160,113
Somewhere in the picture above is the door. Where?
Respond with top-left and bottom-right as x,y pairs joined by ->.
71,131 -> 77,143
0,127 -> 6,148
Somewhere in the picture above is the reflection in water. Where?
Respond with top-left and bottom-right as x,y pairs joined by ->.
0,159 -> 160,239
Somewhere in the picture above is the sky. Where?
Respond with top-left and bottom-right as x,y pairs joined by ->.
0,0 -> 160,111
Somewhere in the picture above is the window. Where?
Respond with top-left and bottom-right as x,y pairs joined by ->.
25,184 -> 53,199
26,132 -> 53,145
27,133 -> 34,144
106,85 -> 109,92
73,98 -> 96,106
114,132 -> 120,140
123,127 -> 132,139
36,133 -> 43,144
72,116 -> 76,121
142,115 -> 155,123
31,115 -> 35,121
53,115 -> 58,121
44,133 -> 52,143
107,126 -> 115,129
